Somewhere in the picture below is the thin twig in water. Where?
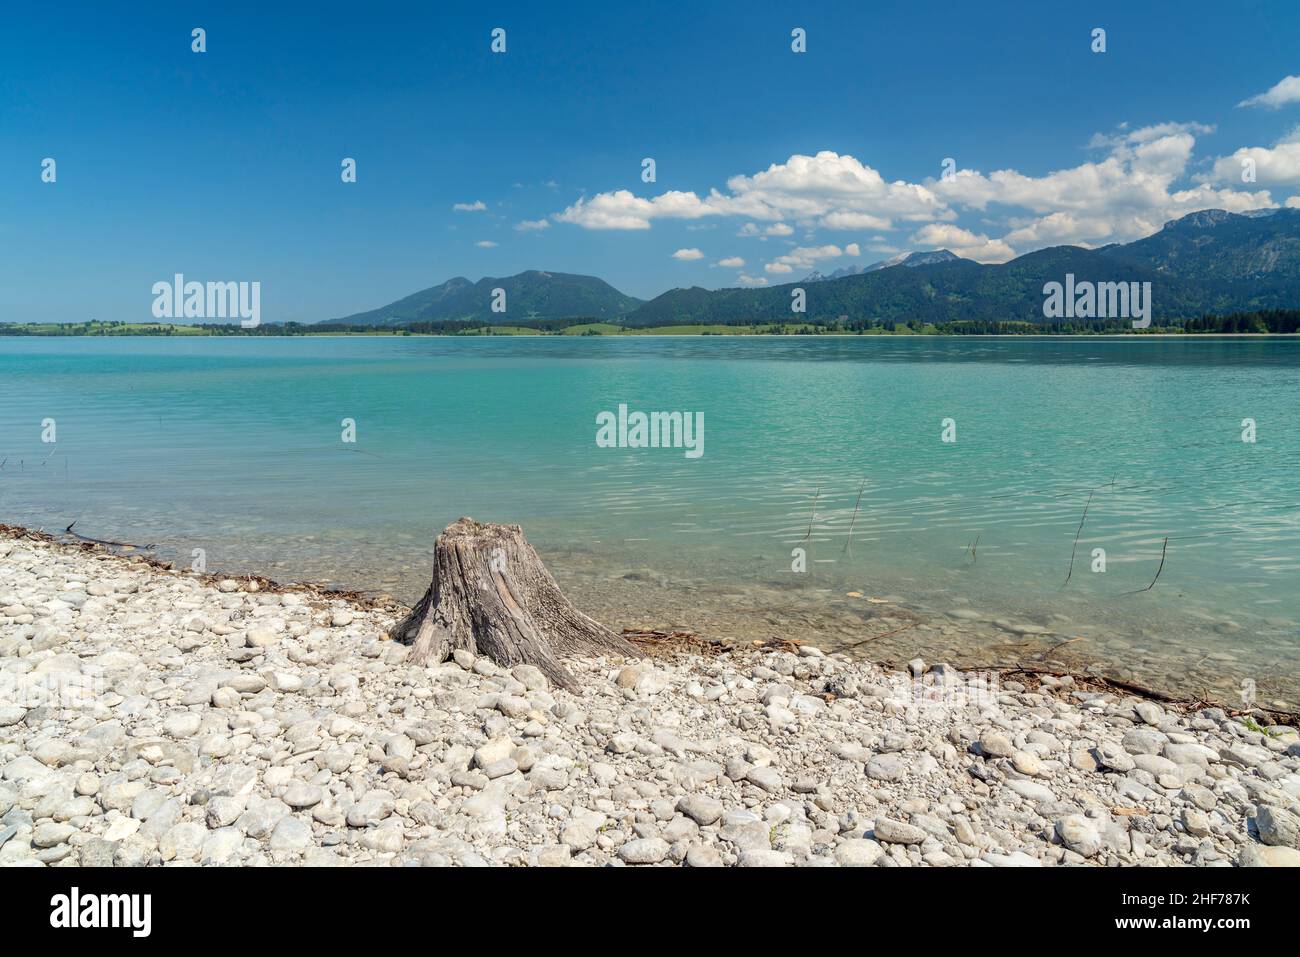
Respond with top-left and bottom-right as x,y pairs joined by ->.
63,521 -> 156,550
847,620 -> 919,648
968,534 -> 980,563
1037,635 -> 1085,659
843,477 -> 867,554
1063,490 -> 1094,586
802,486 -> 821,542
1144,536 -> 1169,591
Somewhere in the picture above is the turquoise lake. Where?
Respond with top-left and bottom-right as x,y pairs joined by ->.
1,336 -> 1297,708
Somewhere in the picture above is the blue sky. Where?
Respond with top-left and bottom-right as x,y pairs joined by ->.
4,0 -> 1300,322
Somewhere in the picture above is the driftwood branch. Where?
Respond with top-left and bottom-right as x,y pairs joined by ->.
63,522 -> 155,550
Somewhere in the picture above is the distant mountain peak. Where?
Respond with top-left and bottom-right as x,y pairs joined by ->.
1164,209 -> 1235,230
1160,207 -> 1294,231
329,270 -> 642,326
801,248 -> 964,283
878,250 -> 961,269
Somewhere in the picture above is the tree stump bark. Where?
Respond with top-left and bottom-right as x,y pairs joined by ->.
390,518 -> 637,691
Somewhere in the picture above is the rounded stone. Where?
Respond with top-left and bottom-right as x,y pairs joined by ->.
618,838 -> 670,864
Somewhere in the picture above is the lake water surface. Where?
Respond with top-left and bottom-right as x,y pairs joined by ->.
1,336 -> 1297,708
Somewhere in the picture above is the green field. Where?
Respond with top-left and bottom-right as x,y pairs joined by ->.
558,322 -> 624,335
8,321 -> 214,336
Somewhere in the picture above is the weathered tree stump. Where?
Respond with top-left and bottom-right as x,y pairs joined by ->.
391,518 -> 636,691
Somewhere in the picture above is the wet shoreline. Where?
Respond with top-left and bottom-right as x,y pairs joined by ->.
4,522 -> 1294,722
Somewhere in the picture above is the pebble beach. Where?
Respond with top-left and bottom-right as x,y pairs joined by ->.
2,528 -> 1298,868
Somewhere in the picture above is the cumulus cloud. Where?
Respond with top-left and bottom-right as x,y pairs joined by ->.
671,247 -> 705,260
551,123 -> 1280,264
1211,128 -> 1300,187
930,122 -> 1270,252
1239,76 -> 1300,109
554,152 -> 946,232
736,274 -> 768,287
909,224 -> 1014,263
554,190 -> 715,229
715,256 -> 745,267
454,201 -> 487,212
1001,212 -> 1118,249
717,152 -> 948,227
933,124 -> 1209,215
820,211 -> 893,230
1167,183 -> 1277,213
514,218 -> 550,231
738,222 -> 794,238
764,244 -> 847,274
475,240 -> 497,248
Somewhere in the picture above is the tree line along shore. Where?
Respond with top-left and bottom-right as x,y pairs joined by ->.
3,309 -> 1300,338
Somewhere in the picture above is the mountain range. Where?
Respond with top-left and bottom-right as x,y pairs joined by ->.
327,208 -> 1300,328
331,270 -> 642,326
802,249 -> 963,282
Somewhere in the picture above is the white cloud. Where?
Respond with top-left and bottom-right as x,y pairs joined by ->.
454,201 -> 487,212
736,274 -> 768,287
671,247 -> 705,260
738,222 -> 794,238
554,152 -> 946,232
718,152 -> 948,227
764,244 -> 846,273
933,125 -> 1209,216
1167,183 -> 1276,213
475,240 -> 497,248
1211,128 -> 1300,187
909,224 -> 1014,263
1239,75 -> 1300,109
514,218 -> 550,231
1001,212 -> 1118,249
821,211 -> 893,230
845,243 -> 860,256
554,189 -> 715,229
931,123 -> 1271,252
551,124 -> 1281,262
716,256 -> 745,267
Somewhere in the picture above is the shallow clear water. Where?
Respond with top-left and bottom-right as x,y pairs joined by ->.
1,336 -> 1297,707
